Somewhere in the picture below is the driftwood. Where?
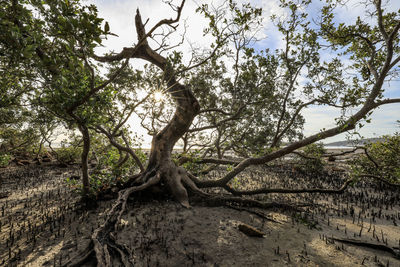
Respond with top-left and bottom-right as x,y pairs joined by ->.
238,223 -> 265,237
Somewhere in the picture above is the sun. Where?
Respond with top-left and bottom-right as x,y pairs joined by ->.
153,91 -> 165,102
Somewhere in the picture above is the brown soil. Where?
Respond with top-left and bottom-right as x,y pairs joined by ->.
0,163 -> 399,266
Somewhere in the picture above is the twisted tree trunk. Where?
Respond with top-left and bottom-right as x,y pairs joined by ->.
95,8 -> 201,206
131,9 -> 200,206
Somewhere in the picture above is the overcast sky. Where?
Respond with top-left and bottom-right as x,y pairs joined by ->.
88,0 -> 400,146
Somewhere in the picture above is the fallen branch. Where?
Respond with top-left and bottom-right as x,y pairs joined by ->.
329,237 -> 400,259
222,178 -> 353,196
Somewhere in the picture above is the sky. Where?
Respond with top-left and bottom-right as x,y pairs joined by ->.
87,0 -> 400,146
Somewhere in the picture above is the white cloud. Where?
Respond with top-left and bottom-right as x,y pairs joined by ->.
302,105 -> 341,135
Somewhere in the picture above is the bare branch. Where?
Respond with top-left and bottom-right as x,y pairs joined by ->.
323,147 -> 360,157
373,98 -> 400,106
389,55 -> 400,70
272,99 -> 317,147
375,0 -> 389,41
197,83 -> 391,187
221,178 -> 353,196
358,146 -> 380,169
112,93 -> 151,136
67,58 -> 130,113
198,108 -> 231,115
188,105 -> 245,133
388,20 -> 400,44
96,125 -> 145,172
94,1 -> 186,63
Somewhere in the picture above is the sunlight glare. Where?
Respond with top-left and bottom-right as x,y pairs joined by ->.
153,91 -> 165,102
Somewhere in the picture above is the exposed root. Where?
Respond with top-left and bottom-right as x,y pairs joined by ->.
116,173 -> 161,224
181,168 -> 209,197
106,239 -> 132,266
67,164 -> 318,266
123,173 -> 142,187
221,178 -> 353,196
194,193 -> 306,212
329,237 -> 400,259
164,165 -> 190,208
62,241 -> 94,267
67,162 -> 202,266
92,172 -> 161,266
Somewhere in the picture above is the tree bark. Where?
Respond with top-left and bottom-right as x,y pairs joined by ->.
78,123 -> 91,196
133,9 -> 200,206
142,69 -> 200,206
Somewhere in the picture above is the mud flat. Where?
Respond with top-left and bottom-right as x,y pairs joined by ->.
0,163 -> 399,266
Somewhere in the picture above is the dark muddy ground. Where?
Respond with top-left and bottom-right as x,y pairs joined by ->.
0,162 -> 399,266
